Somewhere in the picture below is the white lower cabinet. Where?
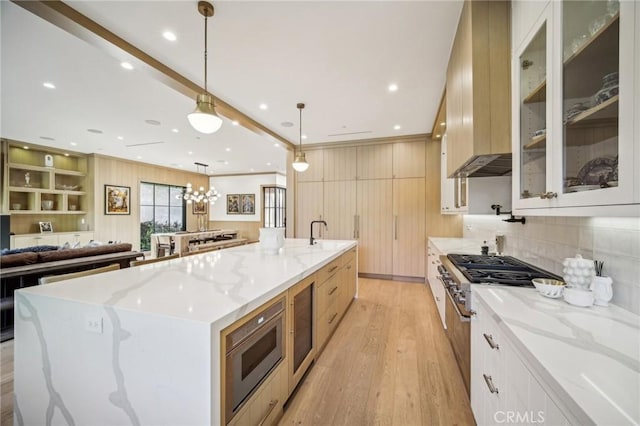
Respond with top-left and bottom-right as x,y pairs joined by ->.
471,294 -> 570,425
10,231 -> 94,249
427,241 -> 446,328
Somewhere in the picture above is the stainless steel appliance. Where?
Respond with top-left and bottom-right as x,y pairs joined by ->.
225,297 -> 285,423
437,254 -> 561,395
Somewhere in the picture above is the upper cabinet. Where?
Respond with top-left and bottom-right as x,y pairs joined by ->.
356,144 -> 393,180
446,0 -> 511,178
512,0 -> 639,216
324,147 -> 357,181
392,141 -> 426,178
2,141 -> 89,215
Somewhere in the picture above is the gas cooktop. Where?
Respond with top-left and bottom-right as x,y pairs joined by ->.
447,254 -> 562,287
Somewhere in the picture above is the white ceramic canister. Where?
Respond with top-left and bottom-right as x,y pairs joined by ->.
259,228 -> 285,254
590,276 -> 613,306
562,254 -> 595,290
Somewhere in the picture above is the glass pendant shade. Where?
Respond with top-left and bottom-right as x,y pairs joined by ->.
188,93 -> 223,134
292,152 -> 309,172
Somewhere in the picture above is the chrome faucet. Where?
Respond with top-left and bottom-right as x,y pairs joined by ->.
310,220 -> 328,245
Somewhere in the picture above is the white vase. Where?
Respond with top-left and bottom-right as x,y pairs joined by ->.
590,276 -> 613,307
259,228 -> 285,254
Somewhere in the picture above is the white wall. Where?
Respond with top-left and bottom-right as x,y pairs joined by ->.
210,174 -> 284,222
463,215 -> 640,315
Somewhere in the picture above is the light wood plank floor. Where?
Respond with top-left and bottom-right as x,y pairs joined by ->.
0,279 -> 474,426
280,278 -> 475,426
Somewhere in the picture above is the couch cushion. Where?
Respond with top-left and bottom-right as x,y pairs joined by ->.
37,243 -> 133,263
1,245 -> 59,256
0,252 -> 39,268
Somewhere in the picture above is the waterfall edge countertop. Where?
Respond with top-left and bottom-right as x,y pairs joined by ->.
475,286 -> 640,426
13,239 -> 357,425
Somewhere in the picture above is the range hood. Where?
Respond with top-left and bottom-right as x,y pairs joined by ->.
452,153 -> 513,178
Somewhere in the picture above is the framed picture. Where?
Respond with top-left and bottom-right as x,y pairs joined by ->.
105,184 -> 130,215
39,221 -> 53,233
193,201 -> 207,215
241,194 -> 255,215
227,194 -> 240,214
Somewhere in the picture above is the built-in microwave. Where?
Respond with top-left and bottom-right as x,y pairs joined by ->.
225,297 -> 285,423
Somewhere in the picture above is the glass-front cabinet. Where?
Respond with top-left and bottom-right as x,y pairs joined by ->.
512,0 -> 638,215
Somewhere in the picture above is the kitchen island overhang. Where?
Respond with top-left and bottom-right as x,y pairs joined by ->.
13,238 -> 357,425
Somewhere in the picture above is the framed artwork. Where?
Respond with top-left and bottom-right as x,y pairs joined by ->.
193,201 -> 207,215
105,184 -> 130,215
241,194 -> 255,214
227,194 -> 240,214
39,221 -> 53,233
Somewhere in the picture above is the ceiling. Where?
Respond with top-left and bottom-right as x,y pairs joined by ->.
1,0 -> 462,175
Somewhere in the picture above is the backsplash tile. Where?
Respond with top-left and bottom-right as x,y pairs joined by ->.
463,215 -> 640,315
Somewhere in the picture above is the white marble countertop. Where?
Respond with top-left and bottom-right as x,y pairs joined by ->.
18,238 -> 357,328
475,286 -> 640,426
429,237 -> 484,255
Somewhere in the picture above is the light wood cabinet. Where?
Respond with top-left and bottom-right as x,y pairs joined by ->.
392,178 -> 425,278
356,144 -> 393,180
323,181 -> 357,240
295,149 -> 324,183
324,147 -> 357,181
512,0 -> 639,216
4,141 -> 89,215
393,141 -> 426,178
446,0 -> 511,177
471,294 -> 571,425
356,179 -> 393,275
295,181 -> 324,239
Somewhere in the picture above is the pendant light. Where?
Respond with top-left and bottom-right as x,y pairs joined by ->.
292,103 -> 309,172
187,1 -> 223,134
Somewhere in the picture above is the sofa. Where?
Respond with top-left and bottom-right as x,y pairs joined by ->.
0,243 -> 143,342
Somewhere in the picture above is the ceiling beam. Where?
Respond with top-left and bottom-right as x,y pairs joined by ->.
12,0 -> 296,151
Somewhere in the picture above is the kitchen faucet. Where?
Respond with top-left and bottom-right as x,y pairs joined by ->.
310,220 -> 328,245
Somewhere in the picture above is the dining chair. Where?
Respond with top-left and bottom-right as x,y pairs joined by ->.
156,235 -> 175,257
39,263 -> 120,285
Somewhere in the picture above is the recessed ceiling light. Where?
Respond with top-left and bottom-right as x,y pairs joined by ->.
70,142 -> 77,146
43,82 -> 55,89
188,151 -> 193,155
23,146 -> 29,150
163,31 -> 177,41
225,147 -> 231,152
172,128 -> 179,133
224,161 -> 229,165
64,153 -> 69,157
394,125 -> 401,130
40,136 -> 55,141
259,103 -> 268,110
301,134 -> 307,140
231,121 -> 239,126
436,134 -> 441,138
120,62 -> 134,70
87,129 -> 103,134
281,121 -> 294,128
440,122 -> 446,126
178,164 -> 183,168
250,168 -> 255,172
145,119 -> 161,126
266,162 -> 272,166
117,136 -> 124,140
137,155 -> 142,159
388,83 -> 398,92
274,143 -> 280,148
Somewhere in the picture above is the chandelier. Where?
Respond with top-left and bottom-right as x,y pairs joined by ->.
178,162 -> 220,204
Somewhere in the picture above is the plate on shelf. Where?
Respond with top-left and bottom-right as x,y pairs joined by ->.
567,185 -> 601,192
577,156 -> 617,185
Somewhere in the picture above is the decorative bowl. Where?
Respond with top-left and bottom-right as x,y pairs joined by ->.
41,200 -> 54,210
532,278 -> 566,298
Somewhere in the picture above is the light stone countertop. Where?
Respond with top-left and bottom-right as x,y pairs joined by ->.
429,237 -> 484,255
475,286 -> 640,426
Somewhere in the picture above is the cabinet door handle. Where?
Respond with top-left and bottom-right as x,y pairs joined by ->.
483,333 -> 499,350
356,215 -> 360,239
435,296 -> 440,302
328,265 -> 339,274
394,215 -> 398,240
483,374 -> 499,394
353,215 -> 357,238
328,312 -> 338,325
540,191 -> 558,199
257,399 -> 279,426
328,286 -> 339,296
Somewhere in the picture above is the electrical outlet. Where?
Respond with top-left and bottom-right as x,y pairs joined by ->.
85,314 -> 103,334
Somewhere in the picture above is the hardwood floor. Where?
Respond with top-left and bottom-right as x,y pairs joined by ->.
280,278 -> 475,426
0,279 -> 474,426
1,339 -> 13,426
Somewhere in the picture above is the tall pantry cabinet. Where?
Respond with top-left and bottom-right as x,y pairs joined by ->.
295,138 -> 426,279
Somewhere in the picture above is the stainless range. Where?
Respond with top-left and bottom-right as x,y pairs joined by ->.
436,253 -> 561,395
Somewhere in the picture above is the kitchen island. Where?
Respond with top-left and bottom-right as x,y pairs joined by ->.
13,238 -> 357,425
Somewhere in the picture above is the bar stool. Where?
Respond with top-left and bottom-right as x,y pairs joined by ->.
156,235 -> 175,257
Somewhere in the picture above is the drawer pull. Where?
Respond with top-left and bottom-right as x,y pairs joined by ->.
435,296 -> 440,302
328,286 -> 338,296
257,399 -> 279,426
483,333 -> 499,350
328,312 -> 338,325
328,265 -> 339,273
483,374 -> 499,394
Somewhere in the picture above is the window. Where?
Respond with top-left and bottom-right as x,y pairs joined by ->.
140,182 -> 186,250
263,186 -> 286,228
